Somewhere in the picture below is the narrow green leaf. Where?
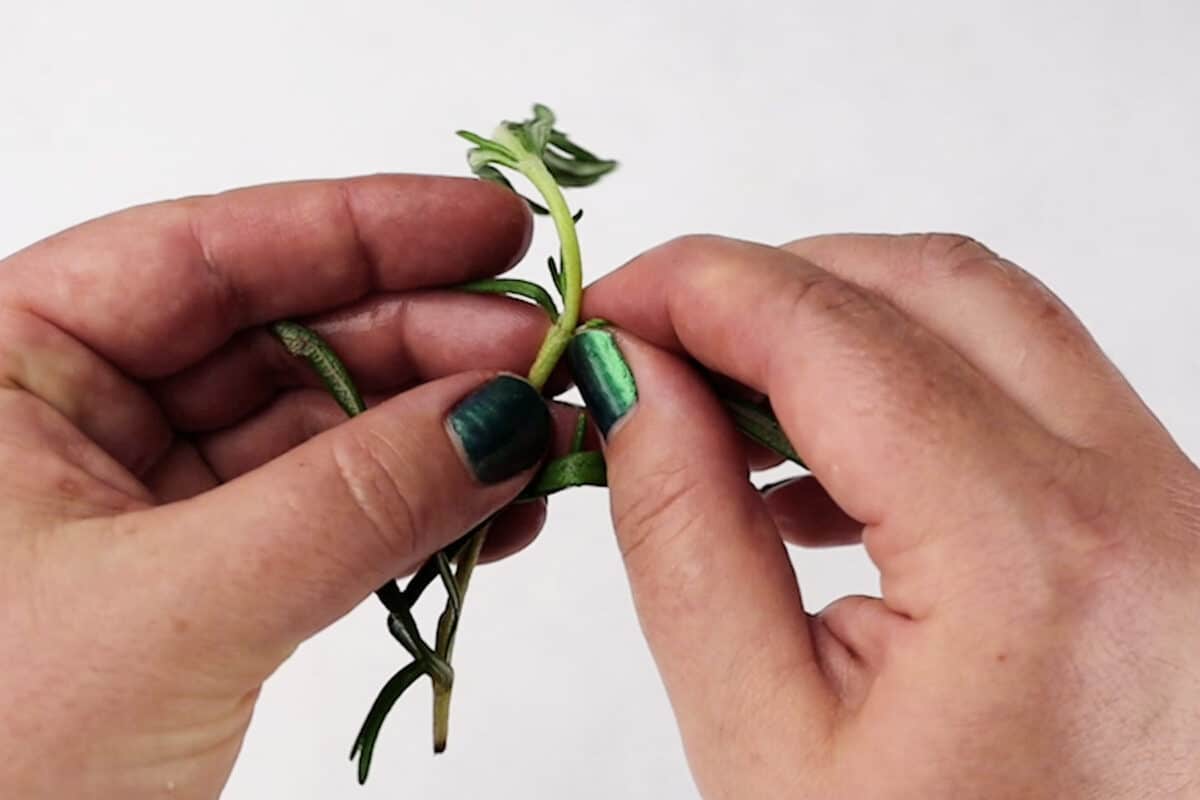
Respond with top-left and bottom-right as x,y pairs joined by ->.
457,130 -> 518,161
548,130 -> 603,162
524,196 -> 551,215
456,129 -> 494,148
577,317 -> 611,332
385,613 -> 422,660
271,321 -> 366,417
401,536 -> 472,608
432,521 -> 491,753
435,552 -> 461,615
718,395 -> 805,468
519,451 -> 608,499
351,662 -> 427,784
569,411 -> 589,453
458,278 -> 559,321
467,148 -> 516,174
546,255 -> 562,295
525,103 -> 556,152
385,608 -> 454,686
544,149 -> 618,178
471,162 -> 514,189
543,149 -> 619,186
468,160 -> 548,213
373,581 -> 405,615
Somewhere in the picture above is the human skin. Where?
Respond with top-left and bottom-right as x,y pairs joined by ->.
3,174 -> 1198,800
575,234 -> 1200,798
0,175 -> 582,798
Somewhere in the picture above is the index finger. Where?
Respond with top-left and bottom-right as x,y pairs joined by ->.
0,175 -> 531,378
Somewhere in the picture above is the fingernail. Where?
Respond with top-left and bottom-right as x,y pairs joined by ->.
447,375 -> 552,484
567,327 -> 638,438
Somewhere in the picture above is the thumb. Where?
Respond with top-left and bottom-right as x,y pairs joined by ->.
129,371 -> 551,655
567,327 -> 834,792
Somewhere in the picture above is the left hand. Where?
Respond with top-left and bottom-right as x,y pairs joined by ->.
0,176 -> 561,798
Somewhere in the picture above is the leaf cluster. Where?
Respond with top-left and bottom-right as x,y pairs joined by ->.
459,104 -> 617,214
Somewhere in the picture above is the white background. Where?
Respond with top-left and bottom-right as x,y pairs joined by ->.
3,2 -> 1198,798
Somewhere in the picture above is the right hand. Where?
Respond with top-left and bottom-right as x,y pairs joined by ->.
570,234 -> 1200,799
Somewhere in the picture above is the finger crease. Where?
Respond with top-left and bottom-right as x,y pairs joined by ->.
337,183 -> 377,291
188,214 -> 247,333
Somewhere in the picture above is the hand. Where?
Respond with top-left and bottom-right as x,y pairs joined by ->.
0,176 -> 567,798
570,234 -> 1200,799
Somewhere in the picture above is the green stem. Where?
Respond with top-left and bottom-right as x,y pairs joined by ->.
432,520 -> 490,752
426,139 -> 587,750
496,137 -> 583,391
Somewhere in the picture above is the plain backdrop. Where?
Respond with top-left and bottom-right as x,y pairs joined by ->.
3,2 -> 1198,798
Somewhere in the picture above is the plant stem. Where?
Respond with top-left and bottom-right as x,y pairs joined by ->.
499,140 -> 584,391
428,133 -> 586,751
431,520 -> 490,752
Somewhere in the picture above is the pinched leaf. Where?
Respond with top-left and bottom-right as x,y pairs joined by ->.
718,395 -> 805,468
519,450 -> 607,499
577,317 -> 612,332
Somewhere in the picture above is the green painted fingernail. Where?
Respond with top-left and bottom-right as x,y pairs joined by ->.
447,375 -> 552,484
567,328 -> 638,438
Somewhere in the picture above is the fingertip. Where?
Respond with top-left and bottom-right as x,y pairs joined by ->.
478,499 -> 548,564
469,178 -> 536,272
341,173 -> 535,284
762,475 -> 862,548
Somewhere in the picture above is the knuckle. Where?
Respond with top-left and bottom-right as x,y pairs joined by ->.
329,431 -> 423,562
186,211 -> 248,332
905,232 -> 1013,284
906,233 -> 1094,346
913,232 -> 997,270
1029,449 -> 1136,580
652,233 -> 727,261
640,233 -> 730,277
782,270 -> 871,324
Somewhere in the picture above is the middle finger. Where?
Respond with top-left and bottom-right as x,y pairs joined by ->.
152,291 -> 552,432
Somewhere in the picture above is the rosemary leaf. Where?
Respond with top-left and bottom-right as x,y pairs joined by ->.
459,278 -> 560,321
519,450 -> 607,499
350,661 -> 427,784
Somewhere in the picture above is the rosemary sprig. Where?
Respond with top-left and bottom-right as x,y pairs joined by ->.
269,105 -> 802,784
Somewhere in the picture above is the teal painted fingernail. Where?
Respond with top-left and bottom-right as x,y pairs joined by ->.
567,328 -> 638,438
447,375 -> 552,484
